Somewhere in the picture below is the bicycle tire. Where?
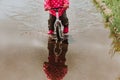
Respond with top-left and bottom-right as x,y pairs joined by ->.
56,21 -> 62,40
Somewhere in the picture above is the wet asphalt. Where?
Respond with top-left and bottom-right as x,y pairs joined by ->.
0,0 -> 120,80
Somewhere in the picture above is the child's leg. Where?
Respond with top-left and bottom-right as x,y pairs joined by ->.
48,14 -> 56,32
59,11 -> 69,33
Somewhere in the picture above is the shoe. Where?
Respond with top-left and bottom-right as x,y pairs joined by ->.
48,30 -> 54,35
63,27 -> 69,33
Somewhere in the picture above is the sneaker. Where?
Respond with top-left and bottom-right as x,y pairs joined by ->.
63,27 -> 69,33
48,30 -> 54,35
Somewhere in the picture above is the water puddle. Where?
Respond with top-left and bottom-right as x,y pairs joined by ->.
0,0 -> 120,80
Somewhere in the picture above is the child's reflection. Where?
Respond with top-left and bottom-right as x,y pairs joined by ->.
43,38 -> 68,80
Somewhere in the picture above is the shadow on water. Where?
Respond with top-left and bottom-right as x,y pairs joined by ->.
43,38 -> 69,80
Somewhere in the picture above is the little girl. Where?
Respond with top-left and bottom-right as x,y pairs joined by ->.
44,0 -> 69,35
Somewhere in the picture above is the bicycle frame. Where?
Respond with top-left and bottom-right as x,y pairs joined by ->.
55,10 -> 63,40
55,9 -> 59,22
49,7 -> 68,41
49,7 -> 63,40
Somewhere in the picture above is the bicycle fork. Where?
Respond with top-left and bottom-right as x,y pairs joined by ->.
54,11 -> 63,40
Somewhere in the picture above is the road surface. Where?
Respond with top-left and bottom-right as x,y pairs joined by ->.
0,0 -> 120,80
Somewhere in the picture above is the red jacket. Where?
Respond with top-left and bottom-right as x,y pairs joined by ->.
44,0 -> 69,16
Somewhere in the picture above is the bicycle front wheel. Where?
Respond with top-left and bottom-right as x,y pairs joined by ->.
56,21 -> 62,40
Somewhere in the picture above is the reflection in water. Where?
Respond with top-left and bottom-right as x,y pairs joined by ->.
43,38 -> 69,80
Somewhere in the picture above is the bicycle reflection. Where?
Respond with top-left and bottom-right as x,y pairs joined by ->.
43,38 -> 69,80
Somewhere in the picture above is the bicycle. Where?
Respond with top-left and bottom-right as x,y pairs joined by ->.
48,7 -> 68,41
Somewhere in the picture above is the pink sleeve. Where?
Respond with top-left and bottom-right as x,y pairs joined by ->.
64,0 -> 69,5
44,0 -> 51,9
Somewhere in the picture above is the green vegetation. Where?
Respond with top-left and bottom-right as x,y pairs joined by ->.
101,0 -> 120,53
94,0 -> 120,52
102,0 -> 120,31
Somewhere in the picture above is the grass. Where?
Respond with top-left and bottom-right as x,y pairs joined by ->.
102,0 -> 120,31
100,0 -> 120,53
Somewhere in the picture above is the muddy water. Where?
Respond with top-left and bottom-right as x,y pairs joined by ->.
0,0 -> 120,80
